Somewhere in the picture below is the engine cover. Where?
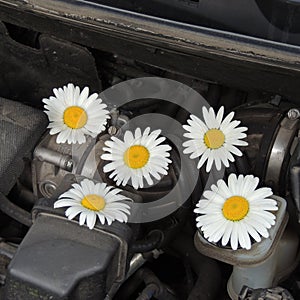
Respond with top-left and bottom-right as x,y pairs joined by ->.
3,191 -> 133,300
0,98 -> 47,195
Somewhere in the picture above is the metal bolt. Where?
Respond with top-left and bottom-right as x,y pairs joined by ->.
287,108 -> 300,120
108,126 -> 118,136
65,160 -> 74,172
43,182 -> 57,197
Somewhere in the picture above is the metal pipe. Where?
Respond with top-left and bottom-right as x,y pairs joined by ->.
34,147 -> 73,171
135,268 -> 178,300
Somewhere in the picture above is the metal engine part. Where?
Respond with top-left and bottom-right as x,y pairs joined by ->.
32,112 -> 179,203
32,132 -> 103,198
234,104 -> 300,195
234,103 -> 300,228
4,175 -> 136,300
4,214 -> 132,300
27,100 -> 300,300
239,286 -> 294,300
1,0 -> 300,298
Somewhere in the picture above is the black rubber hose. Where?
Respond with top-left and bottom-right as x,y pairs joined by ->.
135,268 -> 178,300
0,192 -> 32,227
187,259 -> 221,300
171,233 -> 221,300
131,230 -> 164,253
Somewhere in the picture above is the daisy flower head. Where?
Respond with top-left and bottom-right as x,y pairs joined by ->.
194,174 -> 278,250
54,178 -> 131,229
43,83 -> 110,144
182,106 -> 248,172
101,127 -> 172,190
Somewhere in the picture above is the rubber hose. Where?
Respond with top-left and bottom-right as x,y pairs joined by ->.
131,230 -> 163,253
0,192 -> 32,227
171,234 -> 221,300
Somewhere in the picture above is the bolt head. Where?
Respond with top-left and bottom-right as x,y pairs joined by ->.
288,108 -> 300,120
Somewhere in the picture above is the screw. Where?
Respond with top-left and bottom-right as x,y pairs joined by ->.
108,126 -> 118,136
65,160 -> 74,172
43,182 -> 56,196
287,108 -> 300,120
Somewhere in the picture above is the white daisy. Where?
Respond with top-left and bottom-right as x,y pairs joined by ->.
194,174 -> 278,250
101,127 -> 172,190
54,178 -> 131,229
43,83 -> 110,144
183,106 -> 248,172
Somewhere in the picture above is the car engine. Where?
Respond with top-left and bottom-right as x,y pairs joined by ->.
0,1 -> 300,300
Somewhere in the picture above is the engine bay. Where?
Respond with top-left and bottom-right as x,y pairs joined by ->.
0,1 -> 300,299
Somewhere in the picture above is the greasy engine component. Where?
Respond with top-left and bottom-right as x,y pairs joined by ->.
170,232 -> 222,300
239,286 -> 294,300
3,175 -> 136,300
32,112 -> 179,203
0,97 -> 47,196
290,148 -> 300,223
0,239 -> 16,286
131,268 -> 177,300
234,103 -> 300,195
194,195 -> 299,300
1,0 -> 300,298
4,214 -> 131,300
0,21 -> 101,106
30,99 -> 300,300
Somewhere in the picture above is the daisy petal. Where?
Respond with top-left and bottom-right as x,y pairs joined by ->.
53,178 -> 131,229
43,83 -> 109,144
182,107 -> 247,172
102,127 -> 171,189
195,174 -> 277,251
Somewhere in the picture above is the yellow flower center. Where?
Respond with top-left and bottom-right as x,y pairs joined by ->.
63,106 -> 87,129
81,194 -> 106,211
124,145 -> 150,169
222,196 -> 249,221
204,129 -> 225,149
